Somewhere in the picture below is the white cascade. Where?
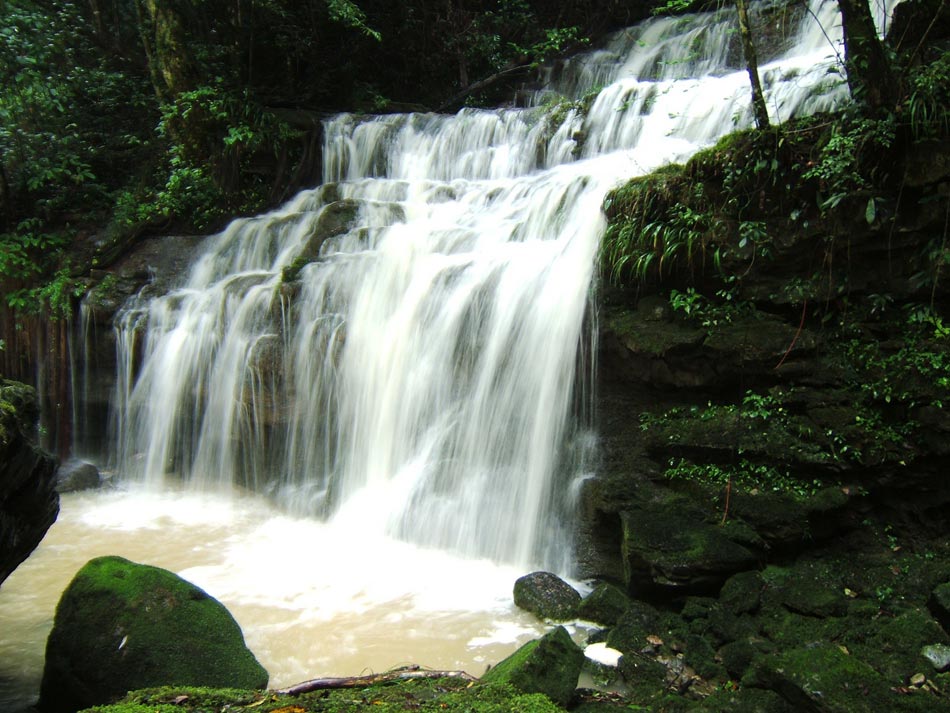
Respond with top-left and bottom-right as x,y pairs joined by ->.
107,0 -> 881,570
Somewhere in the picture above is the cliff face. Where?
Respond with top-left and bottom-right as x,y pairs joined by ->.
582,122 -> 950,592
1,380 -> 59,586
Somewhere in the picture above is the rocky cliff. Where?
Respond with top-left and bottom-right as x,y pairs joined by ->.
0,380 -> 58,586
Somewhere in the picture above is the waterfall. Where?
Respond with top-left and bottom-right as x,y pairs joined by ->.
104,0 -> 872,570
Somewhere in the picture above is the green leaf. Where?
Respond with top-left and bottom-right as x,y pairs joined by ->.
865,197 -> 876,225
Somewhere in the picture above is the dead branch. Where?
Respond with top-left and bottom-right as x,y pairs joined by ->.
274,666 -> 478,696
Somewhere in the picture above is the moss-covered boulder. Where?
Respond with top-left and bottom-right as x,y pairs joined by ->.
929,581 -> 950,630
39,556 -> 268,713
577,582 -> 630,626
620,508 -> 757,595
744,644 -> 899,713
482,625 -> 583,706
513,571 -> 582,621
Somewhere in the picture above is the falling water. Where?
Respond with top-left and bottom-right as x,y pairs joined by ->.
1,3 -> 903,710
106,0 -> 867,571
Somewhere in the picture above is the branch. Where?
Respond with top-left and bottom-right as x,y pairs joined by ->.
274,667 -> 478,696
436,64 -> 533,113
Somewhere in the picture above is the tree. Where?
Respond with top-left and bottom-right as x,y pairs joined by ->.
736,0 -> 770,129
837,0 -> 898,111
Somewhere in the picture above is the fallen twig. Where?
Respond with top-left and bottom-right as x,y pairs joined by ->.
274,667 -> 477,696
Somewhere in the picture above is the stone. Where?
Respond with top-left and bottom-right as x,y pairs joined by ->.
929,581 -> 950,630
577,582 -> 630,626
482,625 -> 583,706
620,508 -> 757,595
55,459 -> 101,493
38,556 -> 268,713
921,644 -> 950,672
720,570 -> 765,615
513,571 -> 581,621
744,644 -> 894,713
0,380 -> 59,587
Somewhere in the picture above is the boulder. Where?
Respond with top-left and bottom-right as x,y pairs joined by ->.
55,459 -> 101,493
921,643 -> 950,672
482,625 -> 583,706
0,380 -> 58,587
577,582 -> 630,626
620,509 -> 757,595
513,571 -> 581,621
744,644 -> 894,713
38,555 -> 268,712
929,581 -> 950,630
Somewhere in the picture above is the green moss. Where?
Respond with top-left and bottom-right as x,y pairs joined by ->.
41,556 -> 267,713
82,681 -> 566,713
482,626 -> 583,706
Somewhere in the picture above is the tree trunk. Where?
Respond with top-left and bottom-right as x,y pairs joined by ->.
137,0 -> 197,102
837,0 -> 898,111
736,0 -> 770,129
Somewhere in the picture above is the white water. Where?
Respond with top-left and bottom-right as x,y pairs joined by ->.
2,1 -> 894,709
109,0 -> 858,568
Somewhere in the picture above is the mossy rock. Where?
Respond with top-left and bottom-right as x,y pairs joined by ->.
693,685 -> 797,713
40,556 -> 268,713
577,583 -> 630,626
929,581 -> 950,630
482,625 -> 583,706
605,600 -> 662,655
513,571 -> 581,621
720,570 -> 765,615
743,644 -> 899,713
620,508 -> 757,594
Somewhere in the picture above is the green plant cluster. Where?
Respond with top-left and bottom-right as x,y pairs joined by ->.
601,123 -> 822,287
82,680 -> 564,713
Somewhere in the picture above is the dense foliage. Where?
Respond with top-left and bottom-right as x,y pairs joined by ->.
0,0 -> 648,319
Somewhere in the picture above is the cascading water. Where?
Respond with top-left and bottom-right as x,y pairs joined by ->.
108,0 -> 858,570
0,2 -> 897,709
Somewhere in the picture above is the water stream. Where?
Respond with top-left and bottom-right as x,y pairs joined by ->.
1,2 -> 886,709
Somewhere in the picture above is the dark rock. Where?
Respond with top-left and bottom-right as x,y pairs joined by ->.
513,571 -> 582,621
481,625 -> 583,706
929,582 -> 950,630
744,644 -> 894,713
620,508 -> 757,595
0,380 -> 59,587
577,583 -> 630,626
55,459 -> 101,493
616,651 -> 667,695
38,555 -> 268,713
693,685 -> 797,713
605,600 -> 663,655
720,571 -> 765,615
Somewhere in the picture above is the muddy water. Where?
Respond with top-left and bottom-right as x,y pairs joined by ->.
0,486 -> 562,711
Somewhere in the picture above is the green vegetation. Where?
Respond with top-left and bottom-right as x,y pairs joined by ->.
41,556 -> 268,713
0,0 -> 632,321
82,681 -> 565,713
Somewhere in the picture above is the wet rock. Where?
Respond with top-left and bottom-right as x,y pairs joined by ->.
55,459 -> 101,493
577,582 -> 630,626
720,570 -> 765,615
620,507 -> 757,595
616,651 -> 667,696
0,380 -> 59,587
744,643 -> 892,713
481,625 -> 583,706
929,581 -> 950,630
605,600 -> 663,655
39,555 -> 268,713
921,644 -> 950,672
513,571 -> 582,621
693,686 -> 797,713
